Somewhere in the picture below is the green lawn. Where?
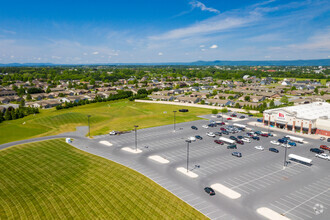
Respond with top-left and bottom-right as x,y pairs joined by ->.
0,139 -> 207,219
0,100 -> 211,144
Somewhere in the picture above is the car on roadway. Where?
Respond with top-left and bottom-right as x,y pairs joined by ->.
315,153 -> 330,160
242,138 -> 251,143
214,132 -> 222,136
320,145 -> 330,151
207,132 -> 216,137
239,116 -> 245,119
214,140 -> 224,145
188,136 -> 196,142
202,125 -> 209,129
217,115 -> 222,118
227,144 -> 237,149
255,146 -> 264,151
204,187 -> 215,195
227,117 -> 232,120
310,148 -> 324,154
270,140 -> 280,145
269,148 -> 279,153
109,130 -> 118,135
252,136 -> 260,140
232,152 -> 242,157
191,126 -> 198,130
195,135 -> 203,140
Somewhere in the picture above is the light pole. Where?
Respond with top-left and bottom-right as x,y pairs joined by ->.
134,125 -> 139,151
173,110 -> 177,132
87,115 -> 91,137
268,113 -> 270,133
186,139 -> 191,172
284,143 -> 288,168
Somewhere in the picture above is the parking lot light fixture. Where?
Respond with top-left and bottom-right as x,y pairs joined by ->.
284,143 -> 288,168
185,139 -> 192,173
134,125 -> 139,151
87,115 -> 91,138
173,111 -> 177,132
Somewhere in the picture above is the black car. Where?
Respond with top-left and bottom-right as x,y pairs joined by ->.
327,138 -> 330,142
236,140 -> 244,145
179,109 -> 189,112
222,131 -> 229,135
269,148 -> 279,153
310,148 -> 324,154
237,136 -> 244,139
191,126 -> 198,130
252,136 -> 260,140
195,135 -> 203,140
230,136 -> 237,141
239,116 -> 245,119
204,187 -> 215,195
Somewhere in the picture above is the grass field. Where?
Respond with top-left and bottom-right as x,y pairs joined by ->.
0,100 -> 211,144
0,139 -> 207,219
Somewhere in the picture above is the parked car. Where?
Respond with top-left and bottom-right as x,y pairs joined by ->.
255,146 -> 264,151
218,122 -> 226,126
179,109 -> 189,112
217,115 -> 222,118
248,114 -> 253,117
227,117 -> 232,120
220,127 -> 226,131
255,131 -> 262,135
208,123 -> 216,127
320,137 -> 325,141
288,141 -> 296,146
239,116 -> 245,119
328,138 -> 330,142
207,132 -> 215,137
315,153 -> 330,160
191,126 -> 198,130
214,140 -> 224,145
278,139 -> 286,144
267,133 -> 274,137
270,140 -> 279,145
320,145 -> 330,151
230,114 -> 237,117
222,131 -> 229,135
214,132 -> 222,136
227,144 -> 237,149
236,140 -> 244,145
204,187 -> 215,195
310,148 -> 324,154
252,136 -> 260,140
260,133 -> 269,137
242,138 -> 250,143
237,136 -> 244,139
257,119 -> 263,122
232,152 -> 242,157
269,148 -> 279,153
230,136 -> 237,141
188,136 -> 196,142
195,135 -> 203,140
202,125 -> 209,129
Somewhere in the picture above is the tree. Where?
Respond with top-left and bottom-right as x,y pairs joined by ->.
320,91 -> 325,96
26,93 -> 32,101
46,87 -> 51,93
244,96 -> 250,102
314,88 -> 319,94
291,86 -> 296,91
137,89 -> 148,95
211,109 -> 218,115
19,99 -> 25,107
200,100 -> 205,104
221,108 -> 228,113
280,95 -> 289,104
235,103 -> 240,108
269,99 -> 275,108
4,109 -> 12,120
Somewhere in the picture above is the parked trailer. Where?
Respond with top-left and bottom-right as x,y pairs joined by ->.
288,154 -> 312,165
219,137 -> 235,144
233,123 -> 246,128
285,135 -> 304,143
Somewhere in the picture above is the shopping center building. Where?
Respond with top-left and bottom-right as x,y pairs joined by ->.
263,102 -> 330,136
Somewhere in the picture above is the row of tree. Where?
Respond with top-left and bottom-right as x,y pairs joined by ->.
0,106 -> 39,123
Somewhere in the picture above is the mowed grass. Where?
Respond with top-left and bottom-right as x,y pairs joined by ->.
0,139 -> 207,219
0,100 -> 211,144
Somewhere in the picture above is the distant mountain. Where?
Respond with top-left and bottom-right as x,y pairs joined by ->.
0,59 -> 329,67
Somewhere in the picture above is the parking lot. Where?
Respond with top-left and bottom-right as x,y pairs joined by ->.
86,113 -> 329,219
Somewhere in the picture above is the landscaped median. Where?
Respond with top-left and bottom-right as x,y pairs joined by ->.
0,139 -> 207,219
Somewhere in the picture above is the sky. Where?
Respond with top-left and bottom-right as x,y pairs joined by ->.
0,0 -> 329,64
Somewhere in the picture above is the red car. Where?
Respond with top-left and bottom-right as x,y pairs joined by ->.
236,140 -> 244,145
214,140 -> 224,145
260,133 -> 269,137
231,114 -> 237,117
220,127 -> 226,131
320,145 -> 330,151
218,122 -> 225,126
227,118 -> 232,120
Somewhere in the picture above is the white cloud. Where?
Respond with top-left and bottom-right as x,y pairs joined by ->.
200,45 -> 205,47
158,52 -> 163,56
83,52 -> 88,56
92,51 -> 99,55
201,48 -> 206,51
210,44 -> 218,49
190,1 -> 220,14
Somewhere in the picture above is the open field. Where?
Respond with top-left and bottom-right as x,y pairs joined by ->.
0,139 -> 207,219
0,100 -> 211,144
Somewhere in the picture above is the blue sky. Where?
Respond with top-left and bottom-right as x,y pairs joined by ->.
0,0 -> 329,63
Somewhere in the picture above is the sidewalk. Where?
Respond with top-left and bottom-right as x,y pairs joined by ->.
247,122 -> 323,140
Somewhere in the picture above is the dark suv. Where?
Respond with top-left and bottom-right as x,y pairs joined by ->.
191,126 -> 198,130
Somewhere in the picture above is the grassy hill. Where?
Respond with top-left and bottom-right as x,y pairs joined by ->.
0,139 -> 207,219
0,100 -> 210,144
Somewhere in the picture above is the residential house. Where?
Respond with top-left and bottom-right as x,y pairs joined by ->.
235,101 -> 262,108
206,99 -> 234,107
175,97 -> 200,104
0,90 -> 17,97
148,95 -> 174,101
249,95 -> 266,103
0,97 -> 10,104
